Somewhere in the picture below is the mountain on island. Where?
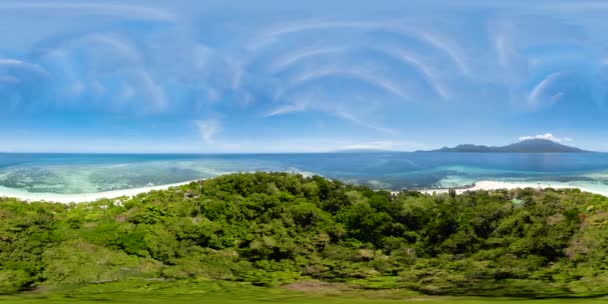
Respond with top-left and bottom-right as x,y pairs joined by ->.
421,139 -> 589,153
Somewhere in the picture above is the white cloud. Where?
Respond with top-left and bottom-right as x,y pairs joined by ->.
195,119 -> 223,144
518,133 -> 572,143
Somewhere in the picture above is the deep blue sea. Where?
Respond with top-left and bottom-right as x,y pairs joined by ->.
2,152 -> 608,194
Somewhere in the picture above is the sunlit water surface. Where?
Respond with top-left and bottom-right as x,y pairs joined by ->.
1,152 -> 608,194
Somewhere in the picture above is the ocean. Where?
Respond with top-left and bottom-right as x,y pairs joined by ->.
1,152 -> 608,195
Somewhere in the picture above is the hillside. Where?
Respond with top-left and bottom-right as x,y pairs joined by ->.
423,139 -> 588,153
2,172 -> 608,298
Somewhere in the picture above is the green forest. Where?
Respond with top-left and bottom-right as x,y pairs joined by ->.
3,172 -> 608,302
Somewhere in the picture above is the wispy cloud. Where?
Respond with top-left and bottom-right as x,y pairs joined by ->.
0,59 -> 22,65
281,67 -> 410,101
333,110 -> 397,135
528,72 -> 568,105
270,47 -> 346,71
37,34 -> 169,111
0,75 -> 20,84
264,93 -> 396,135
0,58 -> 49,77
264,102 -> 309,117
137,71 -> 168,110
254,19 -> 470,77
495,34 -> 509,67
3,1 -> 608,153
414,30 -> 470,77
257,20 -> 372,42
0,2 -> 175,21
542,2 -> 608,11
195,119 -> 223,144
82,35 -> 141,62
395,49 -> 449,99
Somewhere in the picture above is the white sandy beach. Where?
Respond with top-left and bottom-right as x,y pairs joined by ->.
2,178 -> 608,204
419,180 -> 608,197
0,180 -> 199,204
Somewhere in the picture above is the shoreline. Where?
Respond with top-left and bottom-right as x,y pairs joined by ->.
416,180 -> 608,197
0,180 -> 200,204
2,178 -> 608,204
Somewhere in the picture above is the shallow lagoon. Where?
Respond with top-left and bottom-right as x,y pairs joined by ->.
2,152 -> 608,194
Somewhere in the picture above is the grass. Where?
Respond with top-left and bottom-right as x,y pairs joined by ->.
1,280 -> 608,304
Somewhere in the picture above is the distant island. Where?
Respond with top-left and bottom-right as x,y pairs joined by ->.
419,138 -> 589,153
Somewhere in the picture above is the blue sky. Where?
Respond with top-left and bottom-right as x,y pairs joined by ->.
2,0 -> 608,153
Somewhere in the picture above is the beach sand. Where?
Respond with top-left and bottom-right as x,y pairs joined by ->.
3,178 -> 608,204
418,180 -> 608,197
0,180 -> 199,204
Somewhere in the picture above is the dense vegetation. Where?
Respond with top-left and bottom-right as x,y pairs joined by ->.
5,280 -> 608,304
2,172 -> 608,298
3,280 -> 608,304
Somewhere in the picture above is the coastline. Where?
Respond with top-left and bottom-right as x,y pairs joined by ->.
2,177 -> 608,204
0,180 -> 200,204
417,180 -> 608,197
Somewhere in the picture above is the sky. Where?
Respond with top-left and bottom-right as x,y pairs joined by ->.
2,0 -> 608,153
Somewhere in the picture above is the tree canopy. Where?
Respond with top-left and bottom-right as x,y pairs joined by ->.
2,172 -> 608,297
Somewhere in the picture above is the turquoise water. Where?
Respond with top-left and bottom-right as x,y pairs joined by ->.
1,152 -> 608,194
